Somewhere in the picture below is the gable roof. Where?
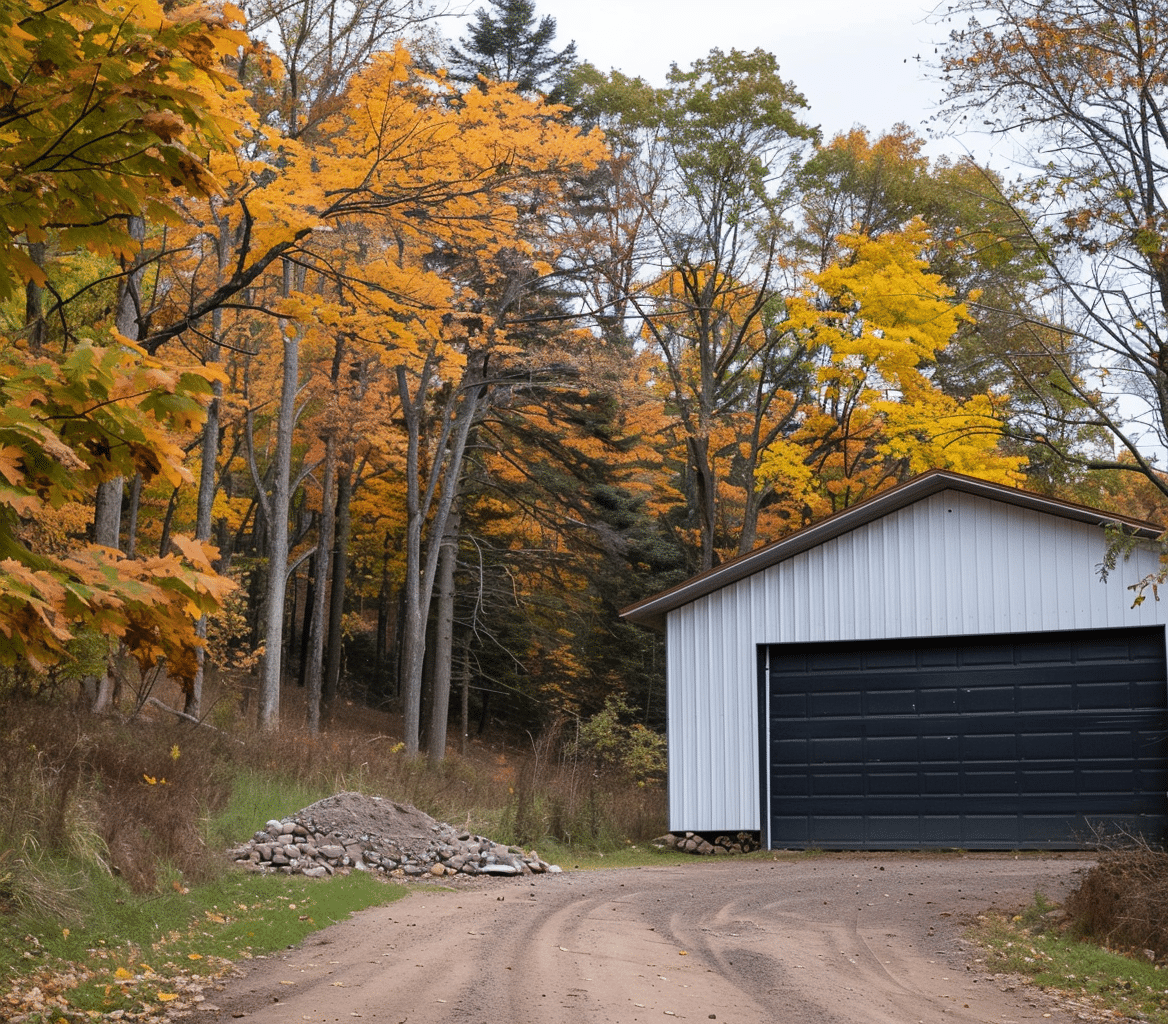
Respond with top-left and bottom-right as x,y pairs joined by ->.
620,469 -> 1164,630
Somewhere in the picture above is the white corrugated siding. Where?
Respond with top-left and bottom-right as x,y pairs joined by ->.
667,488 -> 1168,832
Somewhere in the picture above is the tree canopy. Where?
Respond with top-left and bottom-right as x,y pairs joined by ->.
2,0 -> 1139,749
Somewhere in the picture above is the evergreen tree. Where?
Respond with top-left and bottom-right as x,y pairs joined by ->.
446,0 -> 577,100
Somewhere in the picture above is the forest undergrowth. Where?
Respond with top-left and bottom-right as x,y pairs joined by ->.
0,674 -> 672,1020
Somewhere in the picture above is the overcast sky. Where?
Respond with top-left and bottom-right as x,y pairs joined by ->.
459,0 -> 1016,165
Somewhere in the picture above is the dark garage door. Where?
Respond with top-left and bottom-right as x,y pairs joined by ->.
762,627 -> 1168,849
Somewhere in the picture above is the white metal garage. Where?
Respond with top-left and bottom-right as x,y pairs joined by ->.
620,471 -> 1168,849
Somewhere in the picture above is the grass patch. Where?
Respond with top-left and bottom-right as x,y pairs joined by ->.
0,866 -> 409,1021
969,893 -> 1168,1024
536,840 -> 699,870
207,769 -> 338,851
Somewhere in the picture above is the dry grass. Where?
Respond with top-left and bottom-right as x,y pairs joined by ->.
1065,837 -> 1168,959
0,679 -> 667,903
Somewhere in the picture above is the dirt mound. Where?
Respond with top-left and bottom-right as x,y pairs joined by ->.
292,792 -> 444,861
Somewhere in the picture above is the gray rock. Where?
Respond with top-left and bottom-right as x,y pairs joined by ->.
481,863 -> 520,876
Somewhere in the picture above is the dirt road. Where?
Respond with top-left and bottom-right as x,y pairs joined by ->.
205,854 -> 1097,1024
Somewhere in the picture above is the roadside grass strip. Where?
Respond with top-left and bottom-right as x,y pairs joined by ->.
969,895 -> 1168,1024
1,870 -> 408,1023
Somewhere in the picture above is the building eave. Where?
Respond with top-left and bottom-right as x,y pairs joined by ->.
619,470 -> 1164,630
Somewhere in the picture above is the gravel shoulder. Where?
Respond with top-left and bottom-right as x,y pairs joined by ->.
204,853 -> 1099,1024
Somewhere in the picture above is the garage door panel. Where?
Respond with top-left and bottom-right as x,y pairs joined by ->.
1020,769 -> 1076,793
1079,682 -> 1142,707
921,771 -> 961,794
1078,731 -> 1133,757
959,686 -> 1017,713
923,816 -> 963,842
1018,685 -> 1073,711
960,733 -> 1017,759
773,692 -> 808,718
868,772 -> 920,794
865,735 -> 918,761
1019,732 -> 1075,758
807,691 -> 860,716
765,626 -> 1168,849
806,773 -> 863,796
866,689 -> 919,715
865,649 -> 921,671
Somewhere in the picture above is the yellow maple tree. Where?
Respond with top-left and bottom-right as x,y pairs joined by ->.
758,219 -> 1025,519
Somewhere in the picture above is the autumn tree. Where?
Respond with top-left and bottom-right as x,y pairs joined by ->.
0,0 -> 242,682
937,0 -> 1168,495
758,220 -> 1025,515
567,50 -> 818,571
445,315 -> 686,739
796,127 -> 1099,489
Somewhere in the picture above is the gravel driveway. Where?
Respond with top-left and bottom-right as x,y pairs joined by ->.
205,853 -> 1099,1024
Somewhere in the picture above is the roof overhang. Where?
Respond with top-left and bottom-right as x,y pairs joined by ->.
619,470 -> 1164,630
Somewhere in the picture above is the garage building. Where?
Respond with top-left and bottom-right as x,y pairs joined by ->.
620,471 -> 1168,849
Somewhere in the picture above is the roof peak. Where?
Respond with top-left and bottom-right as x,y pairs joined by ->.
620,470 -> 1163,629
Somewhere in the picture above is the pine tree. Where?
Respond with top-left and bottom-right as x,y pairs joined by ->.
446,0 -> 577,100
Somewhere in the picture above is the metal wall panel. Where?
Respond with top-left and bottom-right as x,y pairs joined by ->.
667,489 -> 1168,833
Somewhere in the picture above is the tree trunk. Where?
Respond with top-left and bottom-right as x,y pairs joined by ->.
306,434 -> 336,734
324,460 -> 353,702
124,473 -> 142,558
23,240 -> 46,352
256,260 -> 300,730
188,209 -> 230,719
427,502 -> 459,760
459,632 -> 471,757
687,434 -> 718,572
295,560 -> 311,689
93,214 -> 145,713
93,479 -> 123,550
397,351 -> 486,756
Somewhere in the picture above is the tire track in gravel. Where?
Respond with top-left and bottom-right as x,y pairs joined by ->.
206,855 -> 1095,1024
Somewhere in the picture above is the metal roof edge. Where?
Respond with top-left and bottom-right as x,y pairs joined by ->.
619,470 -> 1164,629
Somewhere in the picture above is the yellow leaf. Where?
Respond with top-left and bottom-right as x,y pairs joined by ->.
0,445 -> 23,485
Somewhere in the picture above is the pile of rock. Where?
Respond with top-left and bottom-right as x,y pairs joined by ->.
228,792 -> 560,879
655,831 -> 760,856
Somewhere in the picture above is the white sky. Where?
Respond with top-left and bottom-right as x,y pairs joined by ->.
529,0 -> 1003,162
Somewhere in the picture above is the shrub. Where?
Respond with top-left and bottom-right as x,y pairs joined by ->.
1065,836 -> 1168,959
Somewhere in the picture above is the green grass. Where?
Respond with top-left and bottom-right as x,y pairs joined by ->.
207,768 -> 339,851
0,866 -> 409,1021
969,894 -> 1168,1024
535,841 -> 812,870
